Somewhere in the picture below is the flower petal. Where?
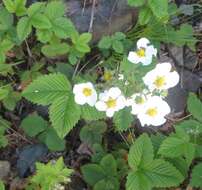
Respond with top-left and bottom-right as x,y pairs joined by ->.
95,101 -> 107,111
128,51 -> 140,64
106,109 -> 115,117
74,94 -> 86,105
137,38 -> 150,49
108,87 -> 121,99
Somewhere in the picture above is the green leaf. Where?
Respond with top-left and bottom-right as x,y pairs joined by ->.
94,178 -> 119,190
0,7 -> 13,31
81,105 -> 105,121
49,95 -> 81,138
3,0 -> 15,13
14,0 -> 26,16
190,163 -> 202,188
146,159 -> 184,187
81,164 -> 105,186
27,2 -> 45,17
127,0 -> 145,7
22,73 -> 71,106
113,107 -> 133,131
52,17 -> 75,39
79,33 -> 92,44
128,133 -> 153,170
98,36 -> 112,49
17,16 -> 32,41
187,93 -> 202,122
0,88 -> 9,100
80,121 -> 107,146
138,7 -> 152,25
45,1 -> 65,19
148,0 -> 168,19
31,14 -> 51,29
176,119 -> 202,134
112,40 -> 124,53
36,29 -> 52,43
44,128 -> 65,151
126,171 -> 151,190
0,180 -> 5,190
100,154 -> 117,176
20,114 -> 48,137
42,43 -> 70,57
113,32 -> 126,40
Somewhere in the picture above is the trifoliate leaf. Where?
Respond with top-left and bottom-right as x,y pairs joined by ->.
22,73 -> 71,106
31,14 -> 51,29
49,95 -> 81,138
45,1 -> 65,19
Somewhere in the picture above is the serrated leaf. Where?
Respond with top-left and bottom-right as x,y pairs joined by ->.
100,154 -> 117,176
98,36 -> 112,49
22,73 -> 71,106
138,7 -> 152,25
128,133 -> 154,170
42,43 -> 69,57
146,159 -> 184,187
112,40 -> 124,53
27,2 -> 45,17
190,163 -> 202,188
126,171 -> 151,190
49,95 -> 81,138
17,16 -> 32,41
148,0 -> 168,19
31,14 -> 51,29
45,1 -> 65,19
81,105 -> 105,121
81,164 -> 105,186
20,114 -> 48,137
187,93 -> 202,122
52,17 -> 75,39
113,107 -> 133,131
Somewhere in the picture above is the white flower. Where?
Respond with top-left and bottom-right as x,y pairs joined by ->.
95,87 -> 126,117
127,93 -> 149,115
128,38 -> 157,65
73,82 -> 97,106
137,96 -> 171,126
143,62 -> 180,91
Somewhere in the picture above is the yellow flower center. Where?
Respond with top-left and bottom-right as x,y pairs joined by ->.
106,98 -> 117,108
135,96 -> 145,105
146,108 -> 158,117
154,76 -> 166,88
136,48 -> 145,57
104,71 -> 113,81
83,88 -> 92,97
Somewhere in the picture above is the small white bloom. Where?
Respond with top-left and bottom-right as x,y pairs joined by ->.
143,62 -> 180,91
137,96 -> 171,126
128,37 -> 157,65
73,82 -> 97,106
127,93 -> 149,115
118,74 -> 124,80
95,87 -> 126,117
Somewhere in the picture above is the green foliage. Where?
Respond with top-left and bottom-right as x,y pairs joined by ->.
31,157 -> 73,190
3,0 -> 26,16
126,134 -> 184,190
98,32 -> 126,54
49,94 -> 81,138
0,116 -> 10,148
20,114 -> 48,137
22,73 -> 71,106
80,121 -> 107,146
187,93 -> 202,122
128,0 -> 145,7
0,38 -> 14,64
0,180 -> 5,190
158,128 -> 195,166
190,163 -> 202,188
113,107 -> 133,131
82,154 -> 119,190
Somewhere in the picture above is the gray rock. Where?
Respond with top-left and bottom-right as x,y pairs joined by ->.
16,144 -> 48,178
0,161 -> 10,179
